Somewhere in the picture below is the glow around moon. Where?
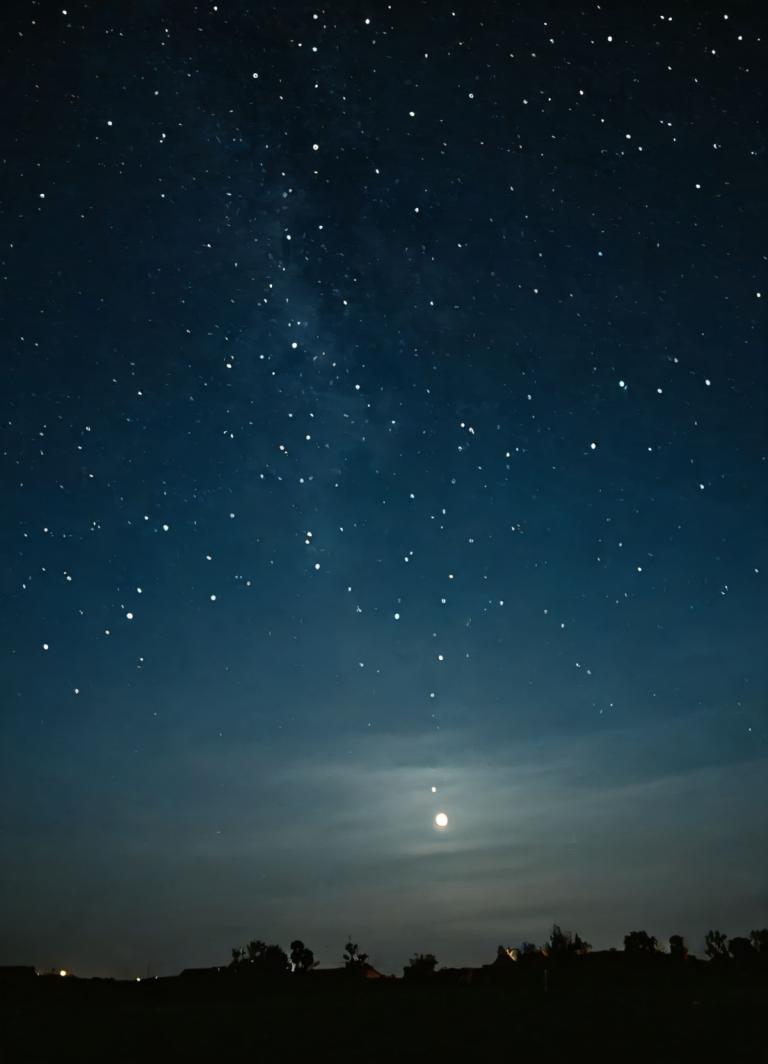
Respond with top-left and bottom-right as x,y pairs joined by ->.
434,812 -> 448,829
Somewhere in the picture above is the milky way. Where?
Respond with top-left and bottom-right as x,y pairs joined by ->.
1,2 -> 765,977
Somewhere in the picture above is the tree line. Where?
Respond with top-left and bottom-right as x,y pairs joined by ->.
229,939 -> 370,975
227,925 -> 768,975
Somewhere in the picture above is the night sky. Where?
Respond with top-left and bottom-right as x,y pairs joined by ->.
1,2 -> 766,979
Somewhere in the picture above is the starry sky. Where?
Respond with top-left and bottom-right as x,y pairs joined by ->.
1,2 -> 766,978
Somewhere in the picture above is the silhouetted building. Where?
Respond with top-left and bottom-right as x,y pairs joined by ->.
0,966 -> 37,982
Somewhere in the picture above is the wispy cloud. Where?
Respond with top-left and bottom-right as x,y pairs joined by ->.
5,716 -> 765,975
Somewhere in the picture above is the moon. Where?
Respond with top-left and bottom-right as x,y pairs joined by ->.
434,812 -> 448,829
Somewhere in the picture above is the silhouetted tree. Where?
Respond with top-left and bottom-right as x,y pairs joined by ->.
548,924 -> 591,956
262,944 -> 290,974
573,932 -> 591,955
669,935 -> 688,960
704,929 -> 729,961
624,930 -> 658,954
519,941 -> 541,956
245,940 -> 267,963
404,953 -> 438,978
231,940 -> 289,975
750,929 -> 768,955
548,924 -> 570,955
290,940 -> 316,973
343,941 -> 369,970
728,936 -> 755,962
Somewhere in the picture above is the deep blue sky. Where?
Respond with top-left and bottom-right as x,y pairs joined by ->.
1,1 -> 766,977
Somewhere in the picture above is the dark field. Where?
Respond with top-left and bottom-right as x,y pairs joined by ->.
3,971 -> 766,1063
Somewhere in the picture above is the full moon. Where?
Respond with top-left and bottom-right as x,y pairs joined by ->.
434,812 -> 448,829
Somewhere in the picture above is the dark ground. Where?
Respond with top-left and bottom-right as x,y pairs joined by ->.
2,973 -> 766,1063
